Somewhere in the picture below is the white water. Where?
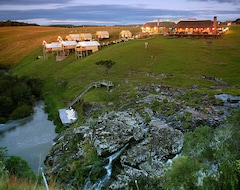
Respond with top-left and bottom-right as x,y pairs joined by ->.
84,143 -> 129,190
0,101 -> 57,173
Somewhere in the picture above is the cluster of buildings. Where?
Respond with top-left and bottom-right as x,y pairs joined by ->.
141,16 -> 228,37
42,17 -> 228,61
42,30 -> 133,60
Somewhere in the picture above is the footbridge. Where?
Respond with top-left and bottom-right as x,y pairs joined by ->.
67,80 -> 113,108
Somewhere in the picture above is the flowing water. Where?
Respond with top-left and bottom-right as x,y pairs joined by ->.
84,143 -> 129,190
0,101 -> 57,173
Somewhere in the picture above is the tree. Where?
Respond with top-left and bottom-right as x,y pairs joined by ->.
0,73 -> 42,122
95,60 -> 116,91
5,156 -> 35,179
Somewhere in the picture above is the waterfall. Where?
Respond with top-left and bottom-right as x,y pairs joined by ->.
84,143 -> 128,190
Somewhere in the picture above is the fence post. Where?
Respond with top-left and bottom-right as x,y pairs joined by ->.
41,167 -> 49,190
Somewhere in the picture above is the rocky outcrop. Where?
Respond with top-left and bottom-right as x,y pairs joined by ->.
110,119 -> 183,189
45,86 -> 240,189
45,111 -> 183,189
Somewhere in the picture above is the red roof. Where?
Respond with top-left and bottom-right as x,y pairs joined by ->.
176,20 -> 213,28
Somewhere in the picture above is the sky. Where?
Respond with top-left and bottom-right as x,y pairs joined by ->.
0,0 -> 239,26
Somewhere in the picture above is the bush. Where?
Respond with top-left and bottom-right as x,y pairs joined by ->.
10,103 -> 33,120
163,111 -> 240,189
5,156 -> 35,179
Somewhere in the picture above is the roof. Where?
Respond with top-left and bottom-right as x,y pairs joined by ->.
44,42 -> 62,49
59,108 -> 78,125
120,30 -> 132,34
96,31 -> 109,35
77,41 -> 100,47
143,21 -> 176,28
68,34 -> 80,39
80,33 -> 92,38
176,20 -> 213,28
62,41 -> 77,46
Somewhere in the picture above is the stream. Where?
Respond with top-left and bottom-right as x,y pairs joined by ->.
0,101 -> 57,173
83,143 -> 129,190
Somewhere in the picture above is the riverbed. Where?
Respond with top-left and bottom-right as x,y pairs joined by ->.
0,101 -> 57,173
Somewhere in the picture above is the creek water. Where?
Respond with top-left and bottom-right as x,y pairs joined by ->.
84,143 -> 129,190
0,101 -> 57,173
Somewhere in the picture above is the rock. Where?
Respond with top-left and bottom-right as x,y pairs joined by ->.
111,118 -> 183,189
93,111 -> 146,156
44,86 -> 239,189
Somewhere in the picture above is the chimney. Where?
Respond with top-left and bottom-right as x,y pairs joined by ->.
213,16 -> 217,34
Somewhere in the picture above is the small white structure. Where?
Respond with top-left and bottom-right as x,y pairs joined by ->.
75,41 -> 101,59
80,33 -> 92,41
61,41 -> 77,50
43,40 -> 78,59
59,107 -> 78,126
119,30 -> 132,38
42,41 -> 63,59
66,33 -> 93,41
66,34 -> 80,41
96,31 -> 109,39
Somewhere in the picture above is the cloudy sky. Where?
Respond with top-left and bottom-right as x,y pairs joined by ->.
0,0 -> 239,25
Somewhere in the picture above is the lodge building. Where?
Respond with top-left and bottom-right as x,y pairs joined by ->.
175,16 -> 218,35
142,16 -> 221,37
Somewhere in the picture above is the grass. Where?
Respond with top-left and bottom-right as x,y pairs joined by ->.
1,25 -> 239,129
0,26 -> 140,67
1,25 -> 240,188
0,175 -> 54,190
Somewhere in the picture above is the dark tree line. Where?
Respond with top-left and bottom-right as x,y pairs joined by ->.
0,20 -> 39,27
0,72 -> 42,123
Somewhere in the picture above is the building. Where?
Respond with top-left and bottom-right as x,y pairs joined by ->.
174,17 -> 218,35
75,41 -> 101,59
141,21 -> 176,35
66,34 -> 80,41
80,33 -> 92,41
66,33 -> 92,41
119,30 -> 132,38
96,31 -> 109,40
142,17 -> 220,37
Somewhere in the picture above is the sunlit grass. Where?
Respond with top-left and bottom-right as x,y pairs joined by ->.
2,25 -> 238,131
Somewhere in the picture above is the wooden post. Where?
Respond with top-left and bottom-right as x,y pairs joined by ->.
41,167 -> 49,190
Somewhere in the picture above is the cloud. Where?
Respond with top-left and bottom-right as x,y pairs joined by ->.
189,0 -> 240,3
0,0 -> 69,5
0,1 -> 239,25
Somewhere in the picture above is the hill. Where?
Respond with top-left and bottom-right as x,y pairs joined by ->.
0,26 -> 140,67
1,25 -> 240,189
2,25 -> 240,131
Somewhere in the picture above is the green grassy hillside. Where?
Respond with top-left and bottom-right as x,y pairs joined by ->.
10,26 -> 240,130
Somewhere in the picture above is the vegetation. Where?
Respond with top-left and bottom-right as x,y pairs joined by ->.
107,110 -> 240,189
162,110 -> 240,190
3,25 -> 238,132
5,156 -> 35,179
0,73 -> 42,123
0,20 -> 39,27
0,147 -> 38,189
0,146 -> 62,190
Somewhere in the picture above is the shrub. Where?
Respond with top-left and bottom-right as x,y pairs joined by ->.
5,156 -> 35,179
10,103 -> 33,120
